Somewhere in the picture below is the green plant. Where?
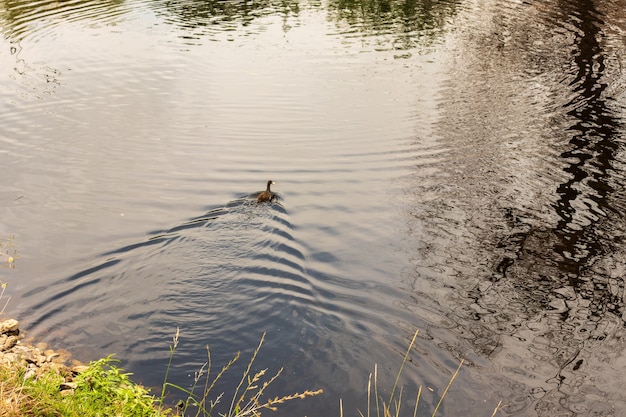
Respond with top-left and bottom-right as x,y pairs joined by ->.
71,355 -> 168,416
161,330 -> 323,416
20,355 -> 172,416
0,354 -> 174,416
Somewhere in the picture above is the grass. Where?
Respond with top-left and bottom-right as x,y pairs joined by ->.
0,321 -> 501,417
0,331 -> 504,417
0,355 -> 172,417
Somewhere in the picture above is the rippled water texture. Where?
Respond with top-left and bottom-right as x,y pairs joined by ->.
1,0 -> 626,415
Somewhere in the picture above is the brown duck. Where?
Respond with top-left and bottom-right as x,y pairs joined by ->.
257,180 -> 275,203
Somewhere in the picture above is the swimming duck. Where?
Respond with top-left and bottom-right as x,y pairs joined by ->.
257,180 -> 275,203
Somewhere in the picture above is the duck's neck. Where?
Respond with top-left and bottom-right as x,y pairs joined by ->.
266,182 -> 272,192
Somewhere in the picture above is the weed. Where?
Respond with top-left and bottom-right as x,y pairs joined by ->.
0,235 -> 17,270
161,330 -> 323,416
70,355 -> 167,416
0,355 -> 173,416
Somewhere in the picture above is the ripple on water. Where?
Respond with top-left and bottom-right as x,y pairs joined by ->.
5,0 -> 626,415
1,0 -> 137,42
397,0 -> 626,414
25,198 -> 309,361
23,192 -> 445,416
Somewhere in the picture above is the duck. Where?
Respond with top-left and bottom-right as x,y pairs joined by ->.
257,180 -> 275,203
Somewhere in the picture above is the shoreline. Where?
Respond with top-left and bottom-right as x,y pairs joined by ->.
0,318 -> 87,394
0,317 -> 180,416
0,319 -> 323,416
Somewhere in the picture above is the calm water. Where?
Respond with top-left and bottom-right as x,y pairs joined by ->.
1,0 -> 626,415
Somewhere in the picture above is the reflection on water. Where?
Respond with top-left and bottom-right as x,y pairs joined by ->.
149,0 -> 305,44
407,0 -> 626,415
2,0 -> 626,415
326,0 -> 463,51
0,0 -> 128,41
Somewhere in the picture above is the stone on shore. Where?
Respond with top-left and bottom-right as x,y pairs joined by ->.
0,318 -> 85,394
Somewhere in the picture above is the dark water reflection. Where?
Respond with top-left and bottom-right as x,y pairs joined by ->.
407,0 -> 626,414
2,0 -> 626,415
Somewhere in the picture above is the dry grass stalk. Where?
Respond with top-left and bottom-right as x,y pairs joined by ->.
164,330 -> 322,417
431,359 -> 464,416
349,329 -> 501,417
490,400 -> 503,416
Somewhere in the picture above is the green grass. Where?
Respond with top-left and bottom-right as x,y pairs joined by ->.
0,355 -> 173,417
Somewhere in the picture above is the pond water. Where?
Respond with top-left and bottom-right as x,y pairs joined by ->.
2,0 -> 626,415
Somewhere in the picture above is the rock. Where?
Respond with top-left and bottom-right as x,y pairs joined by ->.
0,319 -> 19,334
44,349 -> 59,363
71,365 -> 90,375
0,351 -> 17,366
60,381 -> 78,391
23,366 -> 36,380
1,335 -> 19,352
60,381 -> 78,396
0,317 -> 88,397
0,334 -> 20,352
20,349 -> 38,364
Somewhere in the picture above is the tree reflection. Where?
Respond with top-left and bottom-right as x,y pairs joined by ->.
553,0 -> 623,302
492,0 -> 625,329
406,0 -> 626,414
1,0 -> 462,50
148,0 -> 462,48
0,0 -> 125,41
148,0 -> 303,39
326,0 -> 462,49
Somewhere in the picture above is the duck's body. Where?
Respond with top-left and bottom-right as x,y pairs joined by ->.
257,180 -> 275,203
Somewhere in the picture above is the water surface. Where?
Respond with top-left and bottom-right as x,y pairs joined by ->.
1,0 -> 626,415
